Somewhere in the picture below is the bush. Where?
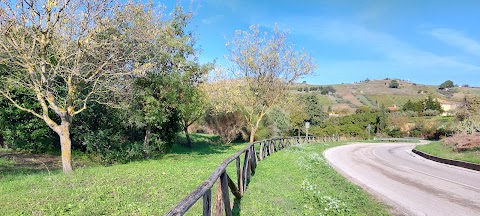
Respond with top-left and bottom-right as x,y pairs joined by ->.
204,111 -> 245,144
389,80 -> 399,88
423,109 -> 440,116
444,132 -> 480,151
386,127 -> 404,138
82,129 -> 145,164
399,110 -> 418,117
0,96 -> 58,153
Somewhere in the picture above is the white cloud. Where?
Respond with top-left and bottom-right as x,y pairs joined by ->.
430,28 -> 480,56
286,19 -> 480,71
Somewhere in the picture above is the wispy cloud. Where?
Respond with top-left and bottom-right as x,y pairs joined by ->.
286,19 -> 480,71
201,14 -> 224,25
429,28 -> 480,56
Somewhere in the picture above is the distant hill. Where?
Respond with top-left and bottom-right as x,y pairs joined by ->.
292,79 -> 480,114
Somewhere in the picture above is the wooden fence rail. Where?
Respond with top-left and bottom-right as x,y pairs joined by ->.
165,136 -> 318,216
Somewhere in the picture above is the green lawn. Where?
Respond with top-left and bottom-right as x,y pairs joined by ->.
240,143 -> 389,215
1,135 -> 388,215
416,141 -> 480,164
0,134 -> 246,215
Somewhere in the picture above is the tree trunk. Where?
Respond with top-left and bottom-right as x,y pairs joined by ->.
184,126 -> 193,148
144,125 -> 152,159
57,122 -> 73,173
249,127 -> 256,143
0,134 -> 5,149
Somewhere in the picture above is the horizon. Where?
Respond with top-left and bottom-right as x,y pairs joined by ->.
295,77 -> 479,88
163,0 -> 480,87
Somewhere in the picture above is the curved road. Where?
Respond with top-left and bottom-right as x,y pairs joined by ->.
324,142 -> 480,216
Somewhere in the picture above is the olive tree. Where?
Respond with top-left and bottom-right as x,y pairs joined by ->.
0,0 -> 157,172
226,25 -> 316,142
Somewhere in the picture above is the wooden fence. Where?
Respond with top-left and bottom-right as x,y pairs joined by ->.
165,136 -> 318,216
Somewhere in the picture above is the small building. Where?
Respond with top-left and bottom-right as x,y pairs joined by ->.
440,101 -> 457,116
387,105 -> 399,112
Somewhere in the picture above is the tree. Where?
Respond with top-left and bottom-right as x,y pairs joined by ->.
264,107 -> 291,137
285,96 -> 309,136
0,1 -> 166,172
424,95 -> 442,112
125,5 -> 207,153
300,93 -> 327,125
177,65 -> 211,148
226,25 -> 316,143
389,80 -> 399,88
439,80 -> 454,89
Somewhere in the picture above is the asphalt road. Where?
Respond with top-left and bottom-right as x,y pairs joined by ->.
324,142 -> 480,216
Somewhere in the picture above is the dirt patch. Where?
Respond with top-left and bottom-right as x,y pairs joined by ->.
0,152 -> 91,174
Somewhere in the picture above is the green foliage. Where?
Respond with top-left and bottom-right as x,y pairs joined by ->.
71,103 -> 146,164
402,99 -> 424,113
320,85 -> 336,95
386,127 -> 404,138
264,107 -> 291,137
300,93 -> 328,125
0,90 -> 57,152
389,79 -> 399,88
355,106 -> 372,114
439,80 -> 454,89
314,111 -> 386,138
402,95 -> 442,116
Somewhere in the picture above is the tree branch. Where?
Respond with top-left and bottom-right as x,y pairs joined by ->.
1,91 -> 43,119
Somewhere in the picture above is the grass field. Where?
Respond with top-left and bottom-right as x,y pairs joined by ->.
0,134 -> 247,215
416,141 -> 480,164
1,135 -> 389,215
240,143 -> 389,215
368,94 -> 420,107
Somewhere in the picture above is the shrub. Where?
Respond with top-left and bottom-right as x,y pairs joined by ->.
386,127 -> 404,138
204,111 -> 245,144
444,133 -> 480,151
423,109 -> 440,116
389,80 -> 399,88
82,129 -> 145,164
400,110 -> 418,117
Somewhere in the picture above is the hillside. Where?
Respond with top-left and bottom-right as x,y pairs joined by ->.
293,79 -> 480,113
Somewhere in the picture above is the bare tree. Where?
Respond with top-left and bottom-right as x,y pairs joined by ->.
226,25 -> 316,142
0,0 -> 152,172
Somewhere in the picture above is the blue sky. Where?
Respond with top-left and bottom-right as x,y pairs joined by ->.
166,0 -> 480,86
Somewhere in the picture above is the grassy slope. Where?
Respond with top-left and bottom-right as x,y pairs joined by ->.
0,134 -> 246,215
294,80 -> 480,110
416,141 -> 480,164
0,136 -> 390,215
240,143 -> 389,216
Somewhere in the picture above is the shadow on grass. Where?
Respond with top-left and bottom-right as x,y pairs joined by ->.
170,133 -> 246,156
232,198 -> 242,216
0,151 -> 93,179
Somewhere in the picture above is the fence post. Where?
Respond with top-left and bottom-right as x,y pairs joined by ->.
259,142 -> 263,161
215,178 -> 222,216
251,145 -> 257,170
242,150 -> 249,190
236,157 -> 243,195
249,146 -> 255,175
203,189 -> 212,216
220,172 -> 232,216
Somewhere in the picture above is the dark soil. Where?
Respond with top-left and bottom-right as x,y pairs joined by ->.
0,151 -> 92,175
